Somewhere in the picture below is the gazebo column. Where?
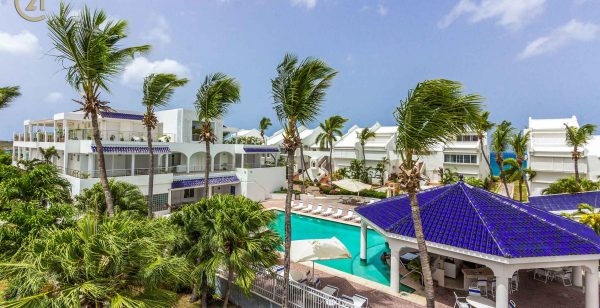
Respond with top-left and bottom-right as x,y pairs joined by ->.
584,265 -> 599,308
360,220 -> 367,262
572,266 -> 583,287
495,275 -> 511,308
390,249 -> 400,293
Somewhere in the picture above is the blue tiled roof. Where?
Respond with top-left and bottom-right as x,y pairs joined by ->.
171,176 -> 239,189
356,182 -> 600,258
243,147 -> 280,153
100,111 -> 144,121
528,191 -> 600,212
91,146 -> 170,153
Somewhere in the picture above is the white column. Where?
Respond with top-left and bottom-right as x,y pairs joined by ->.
573,266 -> 583,287
63,120 -> 69,171
585,266 -> 599,308
495,275 -> 510,308
131,155 -> 136,176
241,154 -> 245,169
360,221 -> 367,262
87,154 -> 94,174
390,249 -> 400,293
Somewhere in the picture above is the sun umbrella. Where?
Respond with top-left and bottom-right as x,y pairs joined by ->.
333,179 -> 371,195
290,237 -> 352,279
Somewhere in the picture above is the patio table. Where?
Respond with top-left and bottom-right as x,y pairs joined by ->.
462,267 -> 494,290
466,295 -> 496,308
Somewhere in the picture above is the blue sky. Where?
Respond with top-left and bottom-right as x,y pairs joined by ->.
1,0 -> 600,139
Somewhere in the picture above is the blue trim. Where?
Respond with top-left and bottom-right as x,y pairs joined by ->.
243,147 -> 280,153
91,146 -> 170,154
100,111 -> 144,121
171,176 -> 240,189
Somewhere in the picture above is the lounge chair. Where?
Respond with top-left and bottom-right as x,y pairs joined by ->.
453,292 -> 469,308
368,198 -> 376,204
343,210 -> 354,221
302,204 -> 314,213
332,208 -> 343,218
470,279 -> 488,296
312,205 -> 323,214
533,269 -> 549,283
341,294 -> 368,308
554,271 -> 572,286
353,215 -> 362,223
509,299 -> 517,308
322,205 -> 333,216
292,201 -> 304,210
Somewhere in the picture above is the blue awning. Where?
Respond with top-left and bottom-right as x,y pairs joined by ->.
528,191 -> 600,212
171,176 -> 240,189
100,111 -> 144,121
243,146 -> 280,153
91,146 -> 170,154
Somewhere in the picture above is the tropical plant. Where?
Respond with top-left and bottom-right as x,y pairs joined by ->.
316,115 -> 347,185
475,111 -> 494,179
394,79 -> 482,307
75,179 -> 147,216
542,176 -> 599,195
193,72 -> 240,305
0,163 -> 71,207
199,195 -> 280,307
374,157 -> 389,186
332,167 -> 348,180
349,159 -> 370,182
439,168 -> 459,185
0,153 -> 12,165
141,73 -> 188,217
225,136 -> 263,145
0,214 -> 189,307
564,123 -> 596,182
38,146 -> 60,163
464,177 -> 485,188
504,130 -> 531,201
0,86 -> 20,111
357,128 -> 376,163
259,117 -> 272,145
491,120 -> 513,196
563,203 -> 600,235
47,3 -> 150,216
271,53 -> 336,307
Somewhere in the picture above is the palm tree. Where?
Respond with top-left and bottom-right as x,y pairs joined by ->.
0,163 -> 72,206
542,176 -> 600,195
259,117 -> 272,145
193,72 -> 240,305
0,86 -> 20,111
357,127 -> 376,163
563,203 -> 600,235
271,53 -> 336,307
74,179 -> 148,216
47,3 -> 150,216
504,130 -> 531,201
394,79 -> 482,307
316,115 -> 347,185
38,146 -> 60,164
564,123 -> 596,182
199,195 -> 280,308
475,111 -> 494,180
491,121 -> 513,197
141,73 -> 188,217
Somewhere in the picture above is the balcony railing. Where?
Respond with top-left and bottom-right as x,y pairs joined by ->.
67,129 -> 175,143
64,167 -> 172,179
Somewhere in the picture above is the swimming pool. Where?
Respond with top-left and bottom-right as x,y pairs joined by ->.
270,211 -> 414,293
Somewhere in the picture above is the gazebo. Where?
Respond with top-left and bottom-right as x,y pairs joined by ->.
355,180 -> 600,308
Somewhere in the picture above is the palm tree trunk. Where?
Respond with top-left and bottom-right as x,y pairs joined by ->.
408,188 -> 435,308
90,111 -> 114,216
222,266 -> 234,308
147,126 -> 154,218
205,136 -> 211,199
518,176 -> 523,202
282,146 -> 295,308
299,145 -> 309,193
480,139 -> 493,180
574,149 -> 580,183
524,173 -> 531,197
496,154 -> 510,198
329,146 -> 334,185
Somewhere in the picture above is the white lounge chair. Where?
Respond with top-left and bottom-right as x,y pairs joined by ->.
312,205 -> 323,214
332,208 -> 343,218
292,201 -> 304,210
555,271 -> 572,286
368,198 -> 376,204
353,215 -> 362,223
302,204 -> 314,213
533,269 -> 549,283
341,294 -> 368,308
453,291 -> 469,308
343,210 -> 354,221
322,205 -> 333,216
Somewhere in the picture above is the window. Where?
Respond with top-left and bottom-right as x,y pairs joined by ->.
147,193 -> 169,212
444,154 -> 477,164
456,135 -> 479,142
183,188 -> 195,199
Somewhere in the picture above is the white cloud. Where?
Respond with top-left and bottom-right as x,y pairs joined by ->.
518,19 -> 600,60
377,3 -> 388,16
0,30 -> 39,55
142,15 -> 171,45
291,0 -> 317,10
439,0 -> 546,30
44,92 -> 64,103
122,57 -> 191,87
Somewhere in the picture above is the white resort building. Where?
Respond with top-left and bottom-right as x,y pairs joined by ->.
12,109 -> 285,212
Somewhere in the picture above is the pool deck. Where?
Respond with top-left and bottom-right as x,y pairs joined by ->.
263,198 -> 599,308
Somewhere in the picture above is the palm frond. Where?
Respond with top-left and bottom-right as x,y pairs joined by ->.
0,86 -> 21,110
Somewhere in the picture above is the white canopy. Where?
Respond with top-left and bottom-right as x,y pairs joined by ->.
333,179 -> 371,193
291,237 -> 351,263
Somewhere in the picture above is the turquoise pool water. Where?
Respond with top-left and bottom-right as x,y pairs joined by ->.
271,212 -> 414,292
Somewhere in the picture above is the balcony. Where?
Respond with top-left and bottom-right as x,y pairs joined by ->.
67,129 -> 175,143
63,166 -> 173,179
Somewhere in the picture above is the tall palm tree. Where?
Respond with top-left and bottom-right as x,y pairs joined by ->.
259,117 -> 272,145
0,86 -> 20,111
193,73 -> 240,306
47,3 -> 150,216
271,53 -> 336,307
504,130 -> 531,201
491,121 -> 513,197
315,115 -> 347,185
141,73 -> 188,217
475,111 -> 494,180
564,123 -> 596,182
357,127 -> 376,163
394,79 -> 482,308
39,146 -> 60,164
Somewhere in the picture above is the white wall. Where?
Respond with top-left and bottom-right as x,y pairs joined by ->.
238,167 -> 286,201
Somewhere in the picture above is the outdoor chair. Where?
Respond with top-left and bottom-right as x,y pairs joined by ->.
322,205 -> 334,216
453,291 -> 469,308
510,272 -> 519,292
470,278 -> 488,296
321,284 -> 339,296
341,294 -> 368,308
332,208 -> 344,218
555,271 -> 572,286
368,198 -> 376,204
309,276 -> 321,288
468,286 -> 482,296
343,210 -> 354,221
302,204 -> 314,213
292,201 -> 304,210
312,204 -> 323,215
353,215 -> 362,223
509,299 -> 517,308
533,269 -> 549,283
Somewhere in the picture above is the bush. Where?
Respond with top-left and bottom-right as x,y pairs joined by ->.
464,177 -> 485,188
542,176 -> 600,195
319,186 -> 386,199
0,153 -> 12,165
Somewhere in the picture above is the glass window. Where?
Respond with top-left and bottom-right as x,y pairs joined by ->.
184,188 -> 195,198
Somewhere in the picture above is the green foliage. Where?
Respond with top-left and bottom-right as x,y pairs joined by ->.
464,177 -> 485,188
542,176 -> 600,195
349,159 -> 370,183
259,117 -> 272,143
0,163 -> 71,207
564,203 -> 600,235
75,179 -> 147,216
332,167 -> 348,180
316,116 -> 347,150
39,146 -> 60,163
564,123 -> 596,150
320,186 -> 386,199
225,136 -> 264,145
0,153 -> 11,165
0,214 -> 189,307
439,168 -> 459,185
0,86 -> 20,111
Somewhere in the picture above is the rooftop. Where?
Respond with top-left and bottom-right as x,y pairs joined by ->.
529,116 -> 578,130
528,191 -> 600,212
